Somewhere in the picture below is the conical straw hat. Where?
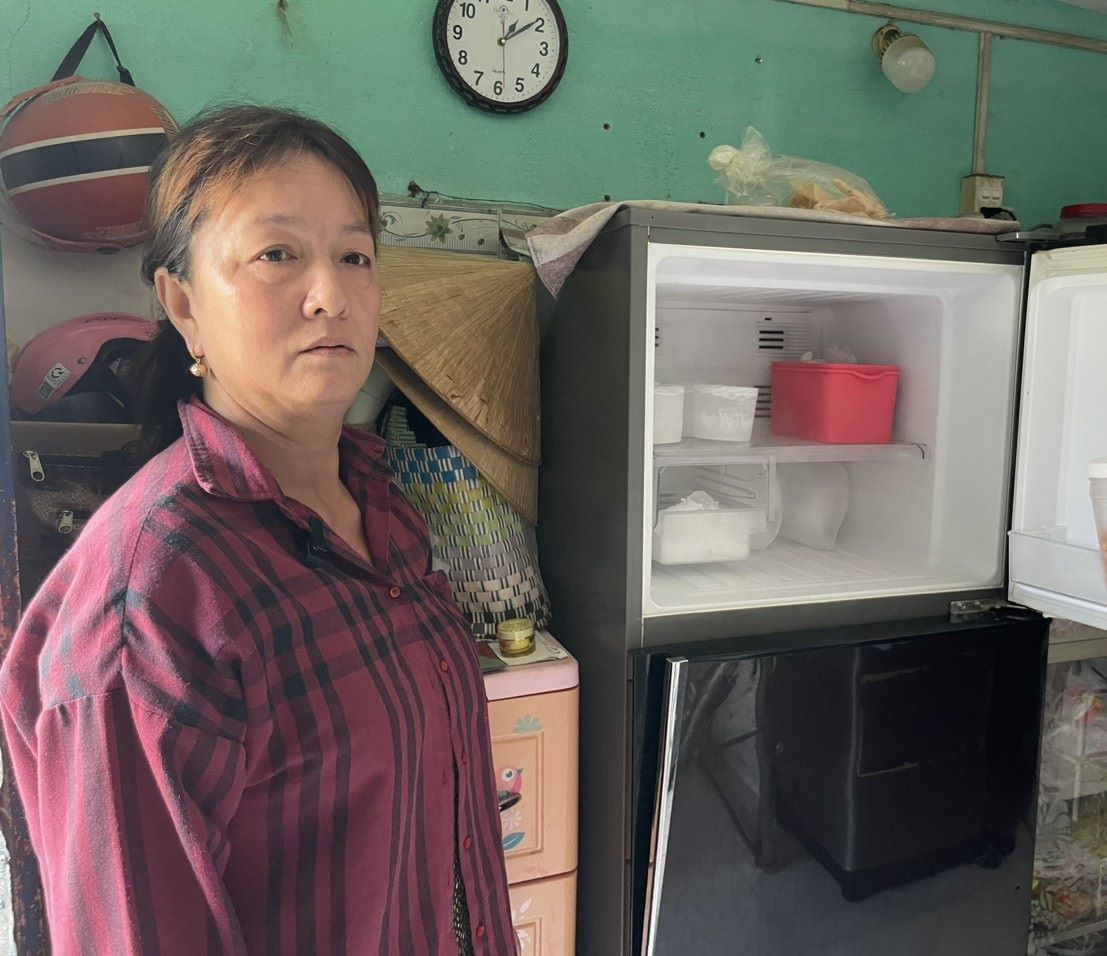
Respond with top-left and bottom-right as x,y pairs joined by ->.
375,349 -> 538,525
377,245 -> 540,465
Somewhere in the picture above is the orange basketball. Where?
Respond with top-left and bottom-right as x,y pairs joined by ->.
0,78 -> 176,252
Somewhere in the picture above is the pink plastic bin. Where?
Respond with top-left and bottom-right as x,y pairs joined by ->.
770,362 -> 900,444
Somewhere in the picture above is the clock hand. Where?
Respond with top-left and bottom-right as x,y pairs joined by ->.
499,17 -> 540,44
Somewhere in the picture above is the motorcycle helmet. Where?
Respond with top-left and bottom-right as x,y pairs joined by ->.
9,313 -> 155,422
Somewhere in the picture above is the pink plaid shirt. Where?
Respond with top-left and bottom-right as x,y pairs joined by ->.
1,396 -> 515,954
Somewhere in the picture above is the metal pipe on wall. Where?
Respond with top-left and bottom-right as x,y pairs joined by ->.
973,32 -> 992,174
777,0 -> 1107,54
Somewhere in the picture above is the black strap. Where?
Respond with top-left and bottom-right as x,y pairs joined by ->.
52,15 -> 134,85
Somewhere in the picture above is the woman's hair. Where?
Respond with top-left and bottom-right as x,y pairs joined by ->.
129,104 -> 381,459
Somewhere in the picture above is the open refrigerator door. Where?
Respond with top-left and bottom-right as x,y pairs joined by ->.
1009,244 -> 1107,631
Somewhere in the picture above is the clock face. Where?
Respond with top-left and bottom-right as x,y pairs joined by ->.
433,0 -> 568,113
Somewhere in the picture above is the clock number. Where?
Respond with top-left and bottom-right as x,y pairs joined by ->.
540,41 -> 548,55
515,77 -> 525,93
458,50 -> 468,64
535,17 -> 545,32
452,24 -> 463,39
459,2 -> 476,17
531,63 -> 541,77
494,80 -> 504,95
474,70 -> 484,85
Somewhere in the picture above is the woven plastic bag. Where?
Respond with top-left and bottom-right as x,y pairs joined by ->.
708,126 -> 888,219
382,402 -> 551,639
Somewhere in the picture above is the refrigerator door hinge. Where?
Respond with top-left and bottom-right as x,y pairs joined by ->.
949,598 -> 1037,623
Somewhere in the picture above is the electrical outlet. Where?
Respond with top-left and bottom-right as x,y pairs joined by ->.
960,174 -> 1005,216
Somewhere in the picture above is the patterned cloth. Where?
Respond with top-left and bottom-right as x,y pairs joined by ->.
525,199 -> 1022,296
0,396 -> 515,955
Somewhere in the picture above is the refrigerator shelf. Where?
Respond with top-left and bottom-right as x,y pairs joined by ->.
653,434 -> 926,467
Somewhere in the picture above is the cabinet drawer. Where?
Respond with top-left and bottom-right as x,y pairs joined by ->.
509,870 -> 576,956
489,686 -> 579,884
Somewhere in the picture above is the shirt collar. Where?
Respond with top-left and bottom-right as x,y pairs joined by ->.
178,396 -> 390,503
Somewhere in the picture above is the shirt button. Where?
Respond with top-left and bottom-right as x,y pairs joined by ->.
439,659 -> 449,673
475,924 -> 486,939
460,751 -> 468,765
388,585 -> 401,599
463,835 -> 473,850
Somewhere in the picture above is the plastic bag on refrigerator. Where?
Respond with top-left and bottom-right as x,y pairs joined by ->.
708,127 -> 889,219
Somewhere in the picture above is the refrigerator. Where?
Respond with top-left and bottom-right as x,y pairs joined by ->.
536,208 -> 1107,955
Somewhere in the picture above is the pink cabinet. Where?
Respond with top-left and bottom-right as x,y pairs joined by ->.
508,872 -> 577,956
485,638 -> 578,955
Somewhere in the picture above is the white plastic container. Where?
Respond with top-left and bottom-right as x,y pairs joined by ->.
653,534 -> 751,565
652,491 -> 765,565
1091,458 -> 1107,552
689,385 -> 758,442
654,385 -> 685,444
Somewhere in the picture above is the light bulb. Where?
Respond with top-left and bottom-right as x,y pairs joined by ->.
872,23 -> 936,93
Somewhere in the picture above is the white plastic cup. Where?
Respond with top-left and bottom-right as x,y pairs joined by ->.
1091,458 -> 1107,553
689,384 -> 758,442
654,385 -> 685,444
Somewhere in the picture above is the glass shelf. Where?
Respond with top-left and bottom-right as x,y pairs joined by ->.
653,433 -> 927,467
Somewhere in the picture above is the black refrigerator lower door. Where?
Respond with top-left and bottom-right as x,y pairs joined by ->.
632,616 -> 1048,956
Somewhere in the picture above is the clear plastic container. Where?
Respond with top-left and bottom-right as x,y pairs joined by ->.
689,384 -> 758,442
1091,458 -> 1107,553
654,385 -> 684,444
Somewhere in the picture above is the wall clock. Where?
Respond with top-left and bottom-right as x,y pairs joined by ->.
433,0 -> 568,114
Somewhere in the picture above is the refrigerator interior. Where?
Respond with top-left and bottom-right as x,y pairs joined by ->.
1010,245 -> 1107,633
643,243 -> 1024,616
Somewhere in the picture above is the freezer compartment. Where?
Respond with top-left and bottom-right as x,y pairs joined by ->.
644,243 -> 1023,616
1011,246 -> 1107,632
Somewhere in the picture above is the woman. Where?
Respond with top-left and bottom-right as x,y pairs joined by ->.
0,105 -> 516,955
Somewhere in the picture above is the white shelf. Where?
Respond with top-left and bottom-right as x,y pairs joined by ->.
1009,530 -> 1107,631
647,540 -> 958,614
653,434 -> 926,467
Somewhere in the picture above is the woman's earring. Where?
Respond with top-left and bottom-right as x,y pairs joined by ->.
189,354 -> 208,378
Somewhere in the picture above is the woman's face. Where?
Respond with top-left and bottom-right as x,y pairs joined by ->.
160,152 -> 381,425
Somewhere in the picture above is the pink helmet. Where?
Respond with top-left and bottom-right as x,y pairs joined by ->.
9,313 -> 155,421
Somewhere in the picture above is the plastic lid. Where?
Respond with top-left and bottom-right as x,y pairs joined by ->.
497,617 -> 535,639
1090,458 -> 1107,479
1060,203 -> 1107,220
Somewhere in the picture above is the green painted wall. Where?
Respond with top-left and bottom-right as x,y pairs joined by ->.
2,0 -> 1107,226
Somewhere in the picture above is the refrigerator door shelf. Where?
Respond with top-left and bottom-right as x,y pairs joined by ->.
1010,244 -> 1107,629
1009,532 -> 1107,633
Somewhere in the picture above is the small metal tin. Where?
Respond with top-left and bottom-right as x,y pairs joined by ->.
496,617 -> 536,658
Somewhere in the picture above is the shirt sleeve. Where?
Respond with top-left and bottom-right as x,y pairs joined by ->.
15,688 -> 249,956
